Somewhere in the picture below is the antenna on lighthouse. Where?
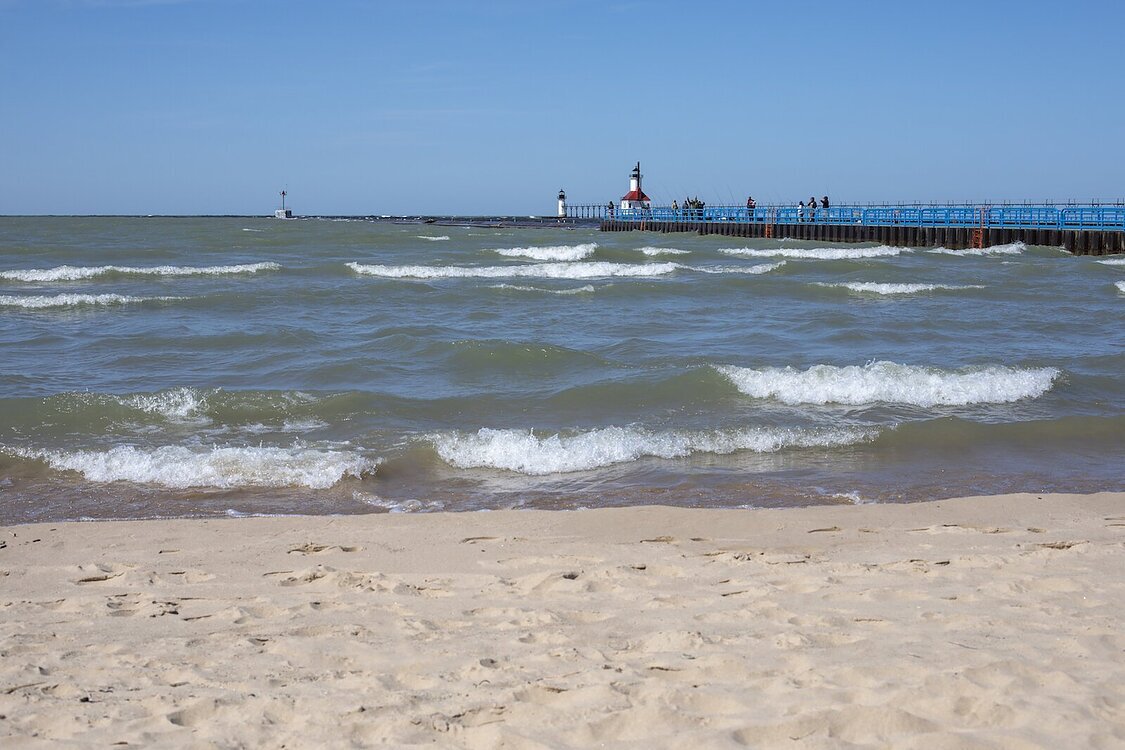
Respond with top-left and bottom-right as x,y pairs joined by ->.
274,189 -> 294,219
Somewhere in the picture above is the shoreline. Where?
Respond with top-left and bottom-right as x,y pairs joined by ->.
3,492 -> 1124,747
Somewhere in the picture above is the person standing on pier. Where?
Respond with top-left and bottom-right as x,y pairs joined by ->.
809,196 -> 818,221
797,200 -> 805,222
821,195 -> 830,209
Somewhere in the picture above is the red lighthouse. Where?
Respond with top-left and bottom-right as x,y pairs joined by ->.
620,162 -> 651,210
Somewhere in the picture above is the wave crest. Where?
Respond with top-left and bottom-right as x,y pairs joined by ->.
927,242 -> 1025,257
490,284 -> 597,295
347,261 -> 678,279
122,388 -> 210,422
0,294 -> 183,308
428,425 -> 874,475
0,262 -> 280,282
494,243 -> 597,261
719,245 -> 907,260
10,444 -> 376,489
692,261 -> 786,275
639,246 -> 690,256
714,361 -> 1060,406
814,282 -> 985,295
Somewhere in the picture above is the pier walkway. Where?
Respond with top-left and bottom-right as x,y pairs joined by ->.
597,204 -> 1125,255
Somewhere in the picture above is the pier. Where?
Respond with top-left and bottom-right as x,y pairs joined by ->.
596,204 -> 1125,255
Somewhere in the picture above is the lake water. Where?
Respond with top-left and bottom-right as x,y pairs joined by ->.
1,216 -> 1122,523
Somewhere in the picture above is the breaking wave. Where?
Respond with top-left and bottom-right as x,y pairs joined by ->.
347,261 -> 678,279
490,283 -> 597,295
692,261 -> 786,275
417,235 -> 450,241
0,294 -> 184,309
718,245 -> 907,260
713,361 -> 1060,406
493,243 -> 597,261
927,242 -> 1026,257
121,387 -> 211,422
639,246 -> 690,256
0,262 -> 280,282
1100,258 -> 1125,266
9,444 -> 377,489
1116,281 -> 1125,293
814,282 -> 985,295
427,425 -> 875,475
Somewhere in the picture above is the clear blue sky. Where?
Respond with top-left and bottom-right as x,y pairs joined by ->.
2,0 -> 1122,215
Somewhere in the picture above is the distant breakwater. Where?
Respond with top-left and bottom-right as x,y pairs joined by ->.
601,220 -> 1124,255
597,204 -> 1125,255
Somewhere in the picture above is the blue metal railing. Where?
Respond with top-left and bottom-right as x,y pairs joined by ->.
606,204 -> 1125,231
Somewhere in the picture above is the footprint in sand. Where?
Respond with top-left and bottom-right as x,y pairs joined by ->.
73,562 -> 134,584
287,543 -> 362,555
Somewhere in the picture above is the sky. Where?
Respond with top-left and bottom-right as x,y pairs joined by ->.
1,0 -> 1123,216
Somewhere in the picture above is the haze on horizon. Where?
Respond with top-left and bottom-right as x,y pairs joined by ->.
1,0 -> 1122,217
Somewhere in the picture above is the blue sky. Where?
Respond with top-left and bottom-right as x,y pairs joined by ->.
2,0 -> 1122,215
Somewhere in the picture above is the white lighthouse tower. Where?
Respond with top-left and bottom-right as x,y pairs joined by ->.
557,189 -> 567,218
620,162 -> 651,211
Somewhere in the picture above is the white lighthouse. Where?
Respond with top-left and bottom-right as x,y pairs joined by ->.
557,189 -> 567,218
620,162 -> 651,211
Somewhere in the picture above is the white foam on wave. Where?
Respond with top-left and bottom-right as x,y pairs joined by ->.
428,425 -> 874,475
417,235 -> 450,241
927,242 -> 1026,257
814,282 -> 985,295
0,293 -> 184,309
122,388 -> 209,423
714,361 -> 1059,407
493,243 -> 597,261
352,491 -> 446,513
241,419 -> 331,435
347,260 -> 678,279
11,444 -> 377,489
639,246 -> 690,256
691,261 -> 786,275
719,245 -> 907,260
1116,280 -> 1125,293
0,262 -> 280,282
1098,258 -> 1125,266
490,283 -> 597,295
834,491 -> 876,505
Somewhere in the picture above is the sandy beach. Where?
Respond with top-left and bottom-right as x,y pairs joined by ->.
2,493 -> 1124,748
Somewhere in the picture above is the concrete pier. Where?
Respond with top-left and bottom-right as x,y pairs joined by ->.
598,219 -> 1125,256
